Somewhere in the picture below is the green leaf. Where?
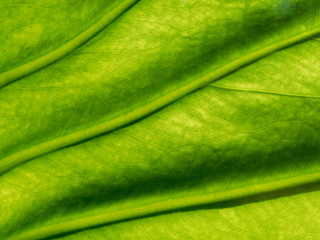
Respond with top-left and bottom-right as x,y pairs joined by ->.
1,0 -> 320,239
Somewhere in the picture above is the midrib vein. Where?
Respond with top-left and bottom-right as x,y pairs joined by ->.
9,171 -> 320,240
0,0 -> 140,88
1,28 -> 320,176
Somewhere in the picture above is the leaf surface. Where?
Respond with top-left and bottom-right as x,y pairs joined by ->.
1,0 -> 320,239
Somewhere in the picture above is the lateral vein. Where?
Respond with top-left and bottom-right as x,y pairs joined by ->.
1,27 -> 320,176
9,171 -> 320,240
0,0 -> 140,88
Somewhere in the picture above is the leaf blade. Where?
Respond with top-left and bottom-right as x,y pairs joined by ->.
1,1 -> 320,239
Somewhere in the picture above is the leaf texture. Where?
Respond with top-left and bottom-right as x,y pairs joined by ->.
1,0 -> 320,239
